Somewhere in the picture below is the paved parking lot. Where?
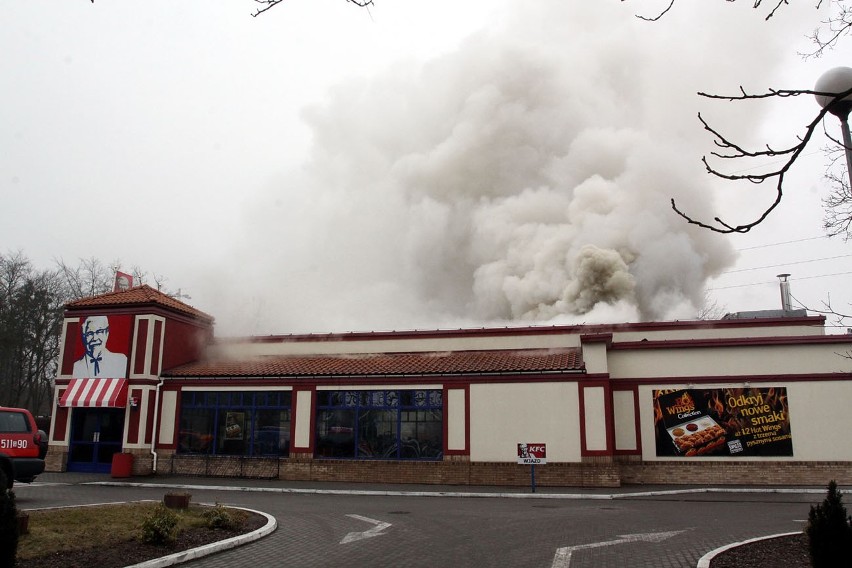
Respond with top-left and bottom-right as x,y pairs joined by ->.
15,473 -> 829,568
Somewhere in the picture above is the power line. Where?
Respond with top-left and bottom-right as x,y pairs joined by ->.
708,270 -> 852,291
708,280 -> 776,291
736,235 -> 829,252
724,253 -> 852,274
791,270 -> 852,282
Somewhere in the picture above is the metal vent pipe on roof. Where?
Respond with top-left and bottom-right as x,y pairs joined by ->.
777,273 -> 792,312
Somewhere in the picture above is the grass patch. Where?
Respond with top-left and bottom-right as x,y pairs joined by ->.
17,502 -> 246,560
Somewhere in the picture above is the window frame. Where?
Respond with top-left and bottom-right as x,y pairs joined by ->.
177,391 -> 292,457
315,389 -> 443,461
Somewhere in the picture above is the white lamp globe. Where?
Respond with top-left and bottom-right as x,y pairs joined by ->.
815,66 -> 852,118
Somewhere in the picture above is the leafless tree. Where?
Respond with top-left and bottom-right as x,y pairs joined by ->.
821,144 -> 852,238
804,1 -> 852,58
56,257 -> 190,299
697,290 -> 727,320
0,252 -> 65,413
55,256 -> 117,300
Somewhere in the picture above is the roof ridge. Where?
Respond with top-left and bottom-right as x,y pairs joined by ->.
66,284 -> 213,321
163,348 -> 583,377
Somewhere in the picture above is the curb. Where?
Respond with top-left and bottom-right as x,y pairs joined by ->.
695,531 -> 800,568
126,505 -> 277,568
88,481 -> 831,500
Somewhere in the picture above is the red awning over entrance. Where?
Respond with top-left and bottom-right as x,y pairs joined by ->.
59,379 -> 129,408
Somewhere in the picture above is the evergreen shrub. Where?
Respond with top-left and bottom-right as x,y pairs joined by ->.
806,480 -> 852,567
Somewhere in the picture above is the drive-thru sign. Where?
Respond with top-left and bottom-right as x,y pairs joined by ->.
517,443 -> 546,464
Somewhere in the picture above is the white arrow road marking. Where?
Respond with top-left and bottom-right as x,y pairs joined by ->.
551,530 -> 686,568
340,514 -> 392,544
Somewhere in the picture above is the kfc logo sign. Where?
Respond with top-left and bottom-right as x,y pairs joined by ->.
517,442 -> 547,464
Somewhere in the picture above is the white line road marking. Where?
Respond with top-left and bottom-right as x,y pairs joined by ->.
551,530 -> 686,568
340,514 -> 392,544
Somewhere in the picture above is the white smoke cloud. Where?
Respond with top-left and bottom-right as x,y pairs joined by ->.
223,1 -> 810,335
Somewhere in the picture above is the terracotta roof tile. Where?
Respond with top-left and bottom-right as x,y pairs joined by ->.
66,284 -> 213,321
163,348 -> 583,378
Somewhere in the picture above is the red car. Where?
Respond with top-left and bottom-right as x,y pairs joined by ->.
0,406 -> 47,488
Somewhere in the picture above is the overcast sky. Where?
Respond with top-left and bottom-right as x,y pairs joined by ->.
2,1 -> 850,336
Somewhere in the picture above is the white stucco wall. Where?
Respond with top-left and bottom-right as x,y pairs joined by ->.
582,386 -> 607,451
213,333 -> 580,358
613,390 -> 637,451
610,321 -> 824,343
447,388 -> 466,451
610,344 -> 852,379
469,382 -> 581,462
294,390 -> 312,449
786,381 -> 852,460
581,342 -> 608,374
158,390 -> 177,446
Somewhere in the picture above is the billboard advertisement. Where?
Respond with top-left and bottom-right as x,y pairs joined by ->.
653,387 -> 792,457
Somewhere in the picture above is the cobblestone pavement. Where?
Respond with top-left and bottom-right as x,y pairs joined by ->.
16,474 -> 831,568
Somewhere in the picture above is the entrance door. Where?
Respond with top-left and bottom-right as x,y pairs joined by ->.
68,408 -> 125,473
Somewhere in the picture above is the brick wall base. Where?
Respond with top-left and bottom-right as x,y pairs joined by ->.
89,452 -> 852,488
619,461 -> 852,486
44,450 -> 67,473
151,454 -> 852,487
155,454 -> 617,487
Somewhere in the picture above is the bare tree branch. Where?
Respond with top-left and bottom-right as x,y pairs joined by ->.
251,0 -> 373,18
671,86 -> 852,233
625,1 -> 851,56
624,0 -> 676,22
762,0 -> 792,21
803,2 -> 852,58
791,291 -> 852,328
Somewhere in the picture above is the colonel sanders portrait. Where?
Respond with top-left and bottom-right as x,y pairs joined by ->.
72,315 -> 129,378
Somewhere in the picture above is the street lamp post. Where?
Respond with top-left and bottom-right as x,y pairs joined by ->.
815,67 -> 852,190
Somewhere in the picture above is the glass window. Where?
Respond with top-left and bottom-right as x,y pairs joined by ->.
357,410 -> 397,458
0,411 -> 29,433
400,409 -> 443,458
316,409 -> 355,457
315,389 -> 443,460
254,409 -> 291,456
178,391 -> 291,457
178,408 -> 214,454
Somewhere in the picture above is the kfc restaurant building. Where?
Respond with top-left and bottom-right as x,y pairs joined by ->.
46,285 -> 852,487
